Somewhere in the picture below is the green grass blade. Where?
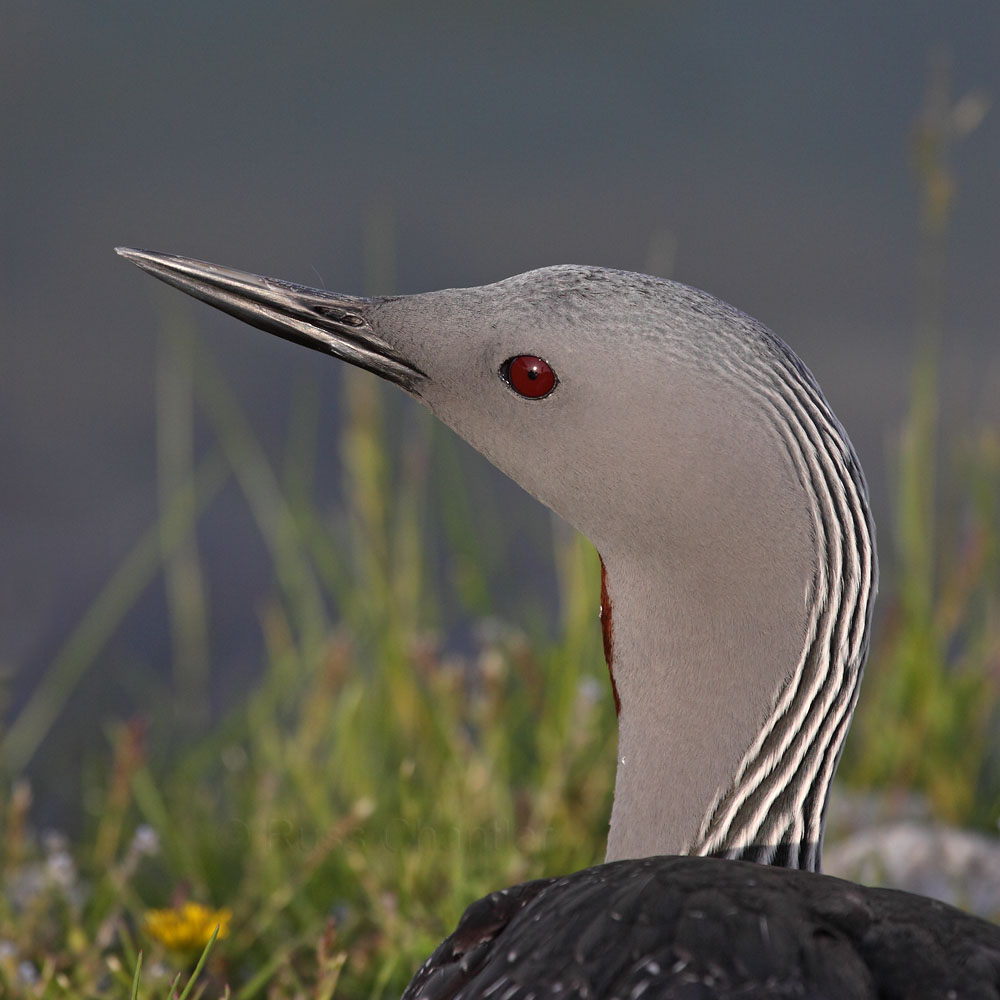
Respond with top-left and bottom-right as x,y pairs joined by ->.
157,307 -> 212,732
188,335 -> 329,657
129,950 -> 143,1000
174,925 -> 219,1000
0,453 -> 229,773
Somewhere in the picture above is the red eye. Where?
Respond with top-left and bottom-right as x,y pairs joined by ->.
501,355 -> 558,399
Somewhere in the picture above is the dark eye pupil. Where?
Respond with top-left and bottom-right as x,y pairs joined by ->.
502,355 -> 557,399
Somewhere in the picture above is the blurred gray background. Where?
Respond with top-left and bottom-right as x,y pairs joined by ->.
2,3 -> 998,803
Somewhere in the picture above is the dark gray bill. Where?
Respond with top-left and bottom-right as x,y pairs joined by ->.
115,248 -> 426,390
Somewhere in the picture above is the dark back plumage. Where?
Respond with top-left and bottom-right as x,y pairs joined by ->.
404,856 -> 1000,1000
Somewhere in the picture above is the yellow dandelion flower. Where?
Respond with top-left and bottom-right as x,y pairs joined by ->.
144,902 -> 232,951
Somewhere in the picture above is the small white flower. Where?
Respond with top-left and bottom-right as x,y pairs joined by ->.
46,850 -> 77,890
41,829 -> 68,855
132,824 -> 161,857
18,960 -> 39,986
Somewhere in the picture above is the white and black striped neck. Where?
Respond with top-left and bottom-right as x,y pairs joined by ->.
602,333 -> 877,873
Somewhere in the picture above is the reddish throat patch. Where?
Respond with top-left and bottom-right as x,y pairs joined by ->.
599,556 -> 621,717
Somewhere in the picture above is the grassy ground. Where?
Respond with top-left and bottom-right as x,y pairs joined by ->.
1,308 -> 998,997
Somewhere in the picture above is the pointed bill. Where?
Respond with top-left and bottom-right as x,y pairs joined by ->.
115,248 -> 427,390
